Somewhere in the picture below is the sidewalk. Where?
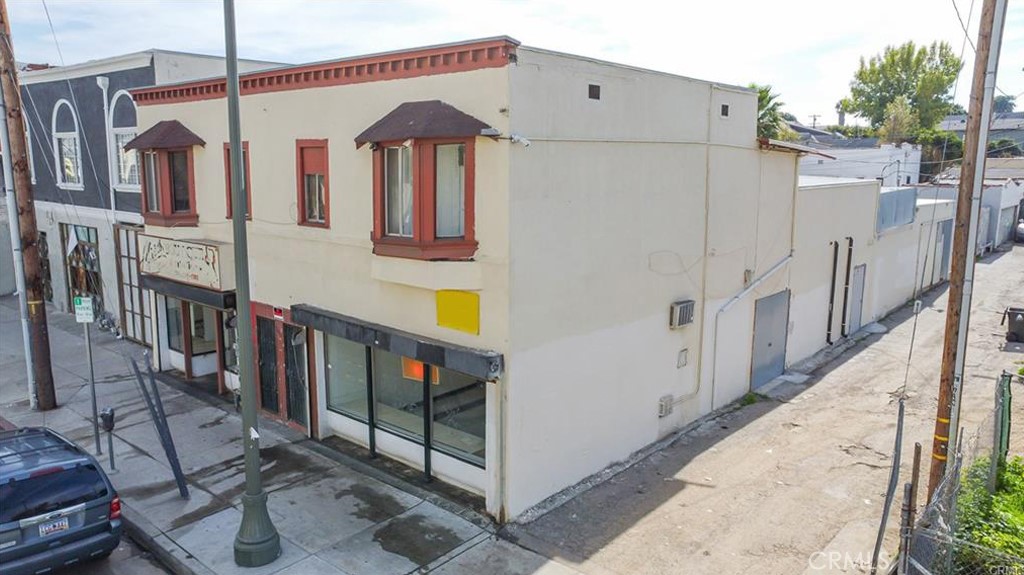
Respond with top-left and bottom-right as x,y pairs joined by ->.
0,296 -> 581,575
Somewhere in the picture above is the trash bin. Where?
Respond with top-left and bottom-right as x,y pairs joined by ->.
1002,306 -> 1024,342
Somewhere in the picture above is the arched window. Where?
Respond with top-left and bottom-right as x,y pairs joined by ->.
51,99 -> 83,189
110,90 -> 139,190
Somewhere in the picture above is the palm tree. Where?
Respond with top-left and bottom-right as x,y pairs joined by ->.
751,84 -> 786,140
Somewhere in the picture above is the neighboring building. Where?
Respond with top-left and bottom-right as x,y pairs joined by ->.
128,36 -> 828,520
940,112 -> 1024,146
923,157 -> 1024,253
0,201 -> 14,295
788,177 -> 954,367
19,50 -> 279,345
798,141 -> 922,187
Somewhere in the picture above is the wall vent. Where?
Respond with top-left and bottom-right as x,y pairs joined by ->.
669,300 -> 695,329
658,395 -> 674,418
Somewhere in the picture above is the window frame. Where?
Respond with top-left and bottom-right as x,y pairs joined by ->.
223,141 -> 252,220
24,117 -> 36,185
139,147 -> 199,227
295,139 -> 330,228
51,99 -> 84,191
371,137 -> 477,260
110,90 -> 140,192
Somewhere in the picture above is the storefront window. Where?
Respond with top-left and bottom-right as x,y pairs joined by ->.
432,367 -> 486,466
166,297 -> 184,353
61,223 -> 103,312
188,303 -> 217,355
223,310 -> 238,374
325,335 -> 368,421
373,349 -> 424,441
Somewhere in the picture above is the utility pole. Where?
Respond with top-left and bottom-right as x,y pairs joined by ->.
809,114 -> 820,129
223,0 -> 280,566
927,0 -> 1007,499
0,0 -> 56,410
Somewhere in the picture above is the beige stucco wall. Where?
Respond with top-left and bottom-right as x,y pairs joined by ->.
502,48 -> 797,517
788,178 -> 879,365
137,67 -> 512,354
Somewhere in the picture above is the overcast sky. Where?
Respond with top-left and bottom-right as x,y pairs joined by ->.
8,0 -> 1024,126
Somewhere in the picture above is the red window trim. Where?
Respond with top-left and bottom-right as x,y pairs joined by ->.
295,139 -> 330,229
223,141 -> 252,220
140,147 -> 199,227
370,137 -> 477,261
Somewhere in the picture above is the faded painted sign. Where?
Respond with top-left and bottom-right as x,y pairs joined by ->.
138,235 -> 222,290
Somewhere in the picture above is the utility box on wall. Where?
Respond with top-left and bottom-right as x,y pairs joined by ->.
669,300 -> 695,329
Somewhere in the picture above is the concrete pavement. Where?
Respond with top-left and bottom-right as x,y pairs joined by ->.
0,296 -> 581,575
505,245 -> 1024,575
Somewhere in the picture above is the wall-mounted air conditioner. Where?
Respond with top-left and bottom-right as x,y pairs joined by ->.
669,300 -> 695,329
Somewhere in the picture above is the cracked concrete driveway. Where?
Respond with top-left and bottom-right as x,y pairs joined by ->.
507,246 -> 1024,575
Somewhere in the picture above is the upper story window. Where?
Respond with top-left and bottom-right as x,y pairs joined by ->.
125,120 -> 205,227
355,100 -> 488,261
110,91 -> 139,191
51,99 -> 83,190
371,138 -> 476,260
223,142 -> 252,219
296,139 -> 329,228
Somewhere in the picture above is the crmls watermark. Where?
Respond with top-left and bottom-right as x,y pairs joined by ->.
807,551 -> 889,571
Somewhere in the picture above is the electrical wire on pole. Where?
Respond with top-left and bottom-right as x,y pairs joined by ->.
927,0 -> 1008,500
0,0 -> 56,410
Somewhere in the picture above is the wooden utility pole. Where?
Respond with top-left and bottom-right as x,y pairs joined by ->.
927,0 -> 1005,498
0,0 -> 56,410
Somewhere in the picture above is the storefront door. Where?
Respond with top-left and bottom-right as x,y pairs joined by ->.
114,224 -> 152,345
254,305 -> 311,433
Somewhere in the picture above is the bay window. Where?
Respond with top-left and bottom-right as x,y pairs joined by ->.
138,148 -> 198,226
371,138 -> 477,260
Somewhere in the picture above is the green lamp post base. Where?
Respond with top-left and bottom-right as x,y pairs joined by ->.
234,491 -> 281,567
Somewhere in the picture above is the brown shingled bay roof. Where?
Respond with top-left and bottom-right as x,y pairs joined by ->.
125,120 -> 205,150
355,100 -> 493,147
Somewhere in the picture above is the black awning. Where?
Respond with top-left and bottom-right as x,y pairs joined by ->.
125,120 -> 206,150
354,100 -> 493,147
141,274 -> 235,310
291,304 -> 503,381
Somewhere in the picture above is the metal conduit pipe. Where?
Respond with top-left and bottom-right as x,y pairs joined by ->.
707,253 -> 792,411
826,241 -> 839,345
840,237 -> 854,337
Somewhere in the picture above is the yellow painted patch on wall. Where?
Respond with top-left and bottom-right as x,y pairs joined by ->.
436,290 -> 480,334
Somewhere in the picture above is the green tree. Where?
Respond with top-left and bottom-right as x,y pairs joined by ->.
879,96 -> 919,143
846,41 -> 962,128
915,128 -> 962,178
750,83 -> 787,140
988,138 -> 1023,157
994,94 -> 1016,114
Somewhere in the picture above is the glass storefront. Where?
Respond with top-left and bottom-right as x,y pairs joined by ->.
323,334 -> 486,468
166,298 -> 184,352
189,302 -> 217,355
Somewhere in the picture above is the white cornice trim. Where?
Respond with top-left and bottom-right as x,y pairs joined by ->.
33,199 -> 143,225
22,52 -> 154,84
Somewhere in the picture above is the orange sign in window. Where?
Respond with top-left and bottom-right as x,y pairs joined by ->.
401,357 -> 440,384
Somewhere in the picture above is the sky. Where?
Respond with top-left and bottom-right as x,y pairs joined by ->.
7,0 -> 1024,127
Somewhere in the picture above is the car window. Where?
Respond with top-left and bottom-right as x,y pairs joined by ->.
0,464 -> 109,523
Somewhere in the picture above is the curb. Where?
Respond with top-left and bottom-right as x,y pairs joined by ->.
121,503 -> 214,575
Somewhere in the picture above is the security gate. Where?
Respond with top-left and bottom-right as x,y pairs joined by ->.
849,264 -> 866,334
751,289 -> 790,390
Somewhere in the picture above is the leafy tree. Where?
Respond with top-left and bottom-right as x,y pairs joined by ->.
878,96 -> 919,143
949,102 -> 967,115
994,95 -> 1016,114
750,83 -> 787,140
846,41 -> 962,128
781,111 -> 797,122
914,128 -> 962,179
988,138 -> 1023,157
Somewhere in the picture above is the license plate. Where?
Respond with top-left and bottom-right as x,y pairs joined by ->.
39,517 -> 69,537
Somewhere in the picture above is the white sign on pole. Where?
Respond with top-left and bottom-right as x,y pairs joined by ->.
74,296 -> 95,323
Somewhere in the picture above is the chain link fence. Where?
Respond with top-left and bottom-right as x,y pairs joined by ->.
902,375 -> 1021,575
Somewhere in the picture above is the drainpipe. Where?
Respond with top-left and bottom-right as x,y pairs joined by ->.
95,76 -> 115,213
708,253 -> 792,410
840,237 -> 854,337
826,241 -> 839,344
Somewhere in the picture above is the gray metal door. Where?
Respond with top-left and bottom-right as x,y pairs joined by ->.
939,220 -> 953,280
751,289 -> 790,390
849,264 -> 866,334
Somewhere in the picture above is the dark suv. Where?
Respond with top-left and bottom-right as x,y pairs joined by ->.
0,428 -> 122,575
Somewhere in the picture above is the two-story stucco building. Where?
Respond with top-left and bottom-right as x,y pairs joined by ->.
127,36 -> 824,521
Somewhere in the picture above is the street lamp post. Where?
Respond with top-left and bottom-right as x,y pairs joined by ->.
223,0 -> 281,566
